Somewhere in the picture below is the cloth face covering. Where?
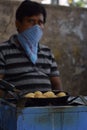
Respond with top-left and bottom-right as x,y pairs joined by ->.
17,25 -> 43,64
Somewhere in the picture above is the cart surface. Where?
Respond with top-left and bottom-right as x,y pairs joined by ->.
17,105 -> 87,130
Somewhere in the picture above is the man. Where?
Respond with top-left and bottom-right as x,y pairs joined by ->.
0,0 -> 63,96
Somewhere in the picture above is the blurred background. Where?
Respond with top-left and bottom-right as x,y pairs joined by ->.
0,0 -> 87,96
9,0 -> 87,8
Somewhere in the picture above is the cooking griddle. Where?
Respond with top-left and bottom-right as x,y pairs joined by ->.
23,91 -> 69,107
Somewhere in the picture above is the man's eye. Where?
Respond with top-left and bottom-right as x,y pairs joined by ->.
27,18 -> 44,25
39,20 -> 44,25
28,19 -> 35,24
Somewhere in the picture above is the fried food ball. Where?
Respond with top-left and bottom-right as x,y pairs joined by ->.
56,92 -> 66,97
43,91 -> 57,98
34,91 -> 43,98
24,92 -> 35,98
35,94 -> 45,98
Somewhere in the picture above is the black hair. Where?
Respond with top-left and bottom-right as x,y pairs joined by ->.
16,0 -> 47,23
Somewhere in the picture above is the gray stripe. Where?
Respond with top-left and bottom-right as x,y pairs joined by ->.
13,78 -> 51,86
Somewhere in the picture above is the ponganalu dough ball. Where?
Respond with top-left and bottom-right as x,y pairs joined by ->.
43,91 -> 56,98
56,92 -> 66,97
34,91 -> 43,98
35,94 -> 45,98
24,92 -> 35,98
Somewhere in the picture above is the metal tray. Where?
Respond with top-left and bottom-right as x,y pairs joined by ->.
23,91 -> 69,107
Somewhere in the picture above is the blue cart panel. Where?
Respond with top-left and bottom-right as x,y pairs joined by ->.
0,103 -> 16,130
17,106 -> 87,130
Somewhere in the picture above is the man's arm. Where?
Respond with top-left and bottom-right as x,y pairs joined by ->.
50,76 -> 63,91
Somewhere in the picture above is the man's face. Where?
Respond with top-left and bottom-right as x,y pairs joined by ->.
16,14 -> 44,33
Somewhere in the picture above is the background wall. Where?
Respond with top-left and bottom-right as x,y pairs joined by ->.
0,0 -> 87,96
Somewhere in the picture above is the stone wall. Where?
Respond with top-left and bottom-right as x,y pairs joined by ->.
0,0 -> 87,96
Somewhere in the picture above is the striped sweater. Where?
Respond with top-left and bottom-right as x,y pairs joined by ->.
0,35 -> 60,92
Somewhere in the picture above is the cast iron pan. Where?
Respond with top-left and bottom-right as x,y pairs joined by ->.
23,91 -> 69,107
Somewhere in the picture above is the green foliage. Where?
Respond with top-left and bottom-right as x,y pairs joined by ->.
68,0 -> 86,7
75,0 -> 85,7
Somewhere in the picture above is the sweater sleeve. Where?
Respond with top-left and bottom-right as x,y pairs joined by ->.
49,50 -> 60,77
0,50 -> 5,75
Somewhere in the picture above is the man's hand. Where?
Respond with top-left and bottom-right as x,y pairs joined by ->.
50,76 -> 63,91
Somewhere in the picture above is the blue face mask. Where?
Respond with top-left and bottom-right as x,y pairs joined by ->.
17,25 -> 43,64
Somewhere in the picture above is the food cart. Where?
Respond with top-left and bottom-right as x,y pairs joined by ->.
17,105 -> 87,130
0,79 -> 87,130
0,100 -> 16,130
